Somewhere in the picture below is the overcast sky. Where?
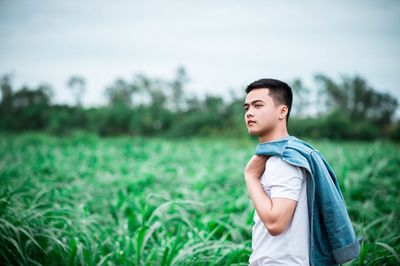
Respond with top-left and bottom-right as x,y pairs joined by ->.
1,0 -> 399,106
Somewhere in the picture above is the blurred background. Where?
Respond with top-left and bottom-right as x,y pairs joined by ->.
1,1 -> 400,265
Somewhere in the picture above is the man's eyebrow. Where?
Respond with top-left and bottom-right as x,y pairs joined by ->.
243,100 -> 265,107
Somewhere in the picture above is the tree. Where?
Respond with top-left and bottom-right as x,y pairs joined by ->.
67,75 -> 86,107
290,78 -> 311,118
12,84 -> 53,108
170,66 -> 189,111
135,74 -> 167,108
105,78 -> 134,106
11,84 -> 53,130
315,74 -> 398,126
0,74 -> 13,115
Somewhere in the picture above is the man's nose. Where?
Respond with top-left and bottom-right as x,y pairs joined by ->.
246,109 -> 254,118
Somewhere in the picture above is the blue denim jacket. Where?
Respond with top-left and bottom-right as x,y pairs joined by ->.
255,135 -> 362,265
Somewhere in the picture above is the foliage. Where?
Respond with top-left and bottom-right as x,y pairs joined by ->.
0,133 -> 399,265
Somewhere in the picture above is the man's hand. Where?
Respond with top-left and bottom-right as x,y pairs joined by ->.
244,154 -> 298,236
244,155 -> 269,180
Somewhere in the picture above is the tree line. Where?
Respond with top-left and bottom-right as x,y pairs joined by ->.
1,67 -> 399,140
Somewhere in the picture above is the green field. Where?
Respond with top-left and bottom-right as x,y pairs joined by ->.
0,133 -> 399,265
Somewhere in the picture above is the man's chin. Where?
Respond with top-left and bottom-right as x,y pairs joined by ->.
247,129 -> 260,136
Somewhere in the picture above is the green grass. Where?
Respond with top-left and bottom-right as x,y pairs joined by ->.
0,132 -> 399,265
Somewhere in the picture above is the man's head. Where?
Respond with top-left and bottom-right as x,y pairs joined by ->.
243,78 -> 293,138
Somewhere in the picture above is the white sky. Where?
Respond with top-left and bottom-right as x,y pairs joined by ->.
0,0 -> 399,107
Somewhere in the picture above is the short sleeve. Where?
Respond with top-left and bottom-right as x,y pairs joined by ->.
263,156 -> 305,201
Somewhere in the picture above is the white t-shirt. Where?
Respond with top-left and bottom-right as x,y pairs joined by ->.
249,156 -> 310,266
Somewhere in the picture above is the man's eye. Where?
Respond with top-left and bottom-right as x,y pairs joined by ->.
255,104 -> 262,108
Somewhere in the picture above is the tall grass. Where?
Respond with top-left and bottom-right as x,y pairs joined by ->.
0,132 -> 399,265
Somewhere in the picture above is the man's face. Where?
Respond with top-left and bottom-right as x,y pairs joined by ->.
243,88 -> 282,137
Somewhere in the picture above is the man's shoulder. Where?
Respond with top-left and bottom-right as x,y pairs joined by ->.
255,136 -> 318,173
286,136 -> 319,155
267,155 -> 299,169
266,156 -> 306,177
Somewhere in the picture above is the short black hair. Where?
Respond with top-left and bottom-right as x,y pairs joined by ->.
246,78 -> 293,124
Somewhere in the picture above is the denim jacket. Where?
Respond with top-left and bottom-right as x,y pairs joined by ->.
255,135 -> 362,265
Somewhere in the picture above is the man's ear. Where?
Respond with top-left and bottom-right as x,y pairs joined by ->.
278,105 -> 288,120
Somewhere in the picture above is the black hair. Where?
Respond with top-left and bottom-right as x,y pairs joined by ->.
245,78 -> 293,124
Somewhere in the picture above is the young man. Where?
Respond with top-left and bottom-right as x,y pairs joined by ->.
243,79 -> 361,265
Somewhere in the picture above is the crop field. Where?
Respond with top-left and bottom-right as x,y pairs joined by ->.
0,133 -> 399,265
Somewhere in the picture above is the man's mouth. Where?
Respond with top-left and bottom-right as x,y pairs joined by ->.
247,120 -> 256,126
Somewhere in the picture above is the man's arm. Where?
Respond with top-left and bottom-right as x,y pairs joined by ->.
244,155 -> 298,236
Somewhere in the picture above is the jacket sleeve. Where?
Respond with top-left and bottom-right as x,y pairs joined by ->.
310,151 -> 361,264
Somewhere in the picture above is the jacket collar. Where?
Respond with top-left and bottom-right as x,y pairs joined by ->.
255,135 -> 296,156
